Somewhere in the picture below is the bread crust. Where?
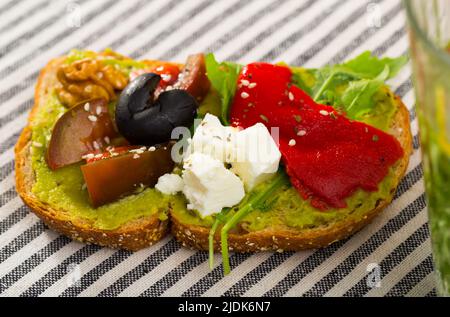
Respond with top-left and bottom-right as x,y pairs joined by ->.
15,55 -> 412,253
15,57 -> 168,251
171,93 -> 413,253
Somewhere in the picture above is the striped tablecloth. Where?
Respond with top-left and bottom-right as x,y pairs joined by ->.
0,0 -> 437,297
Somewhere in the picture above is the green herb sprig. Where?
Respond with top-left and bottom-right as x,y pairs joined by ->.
205,53 -> 242,125
299,51 -> 408,119
213,172 -> 288,275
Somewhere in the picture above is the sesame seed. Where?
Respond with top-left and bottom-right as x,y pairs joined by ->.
149,146 -> 156,152
96,106 -> 102,116
248,82 -> 257,89
288,139 -> 296,147
133,154 -> 140,159
156,66 -> 164,71
81,183 -> 87,190
88,115 -> 97,122
104,136 -> 110,144
82,153 -> 95,160
130,149 -> 144,154
241,92 -> 250,99
84,102 -> 90,111
241,79 -> 250,86
260,114 -> 269,123
297,130 -> 307,137
32,141 -> 43,148
97,72 -> 103,79
162,74 -> 171,82
289,92 -> 294,101
319,110 -> 329,116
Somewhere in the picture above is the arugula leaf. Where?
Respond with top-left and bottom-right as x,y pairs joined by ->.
306,51 -> 408,120
219,172 -> 288,275
341,51 -> 408,79
205,53 -> 242,125
341,65 -> 390,118
341,79 -> 384,118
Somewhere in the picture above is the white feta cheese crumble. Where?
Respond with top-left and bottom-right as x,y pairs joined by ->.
186,113 -> 238,163
182,153 -> 245,218
155,174 -> 184,195
231,123 -> 281,190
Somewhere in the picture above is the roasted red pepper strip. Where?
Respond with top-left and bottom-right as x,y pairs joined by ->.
230,63 -> 404,210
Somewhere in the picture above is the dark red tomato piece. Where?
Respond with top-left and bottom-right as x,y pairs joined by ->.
81,144 -> 174,207
129,54 -> 210,103
174,54 -> 210,103
130,62 -> 180,88
230,63 -> 404,210
47,98 -> 118,170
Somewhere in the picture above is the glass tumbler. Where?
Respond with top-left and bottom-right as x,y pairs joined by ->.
405,0 -> 450,296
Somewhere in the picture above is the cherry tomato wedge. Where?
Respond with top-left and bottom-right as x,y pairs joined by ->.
130,62 -> 180,89
81,144 -> 174,207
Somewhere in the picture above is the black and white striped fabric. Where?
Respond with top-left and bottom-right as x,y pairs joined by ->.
0,0 -> 436,297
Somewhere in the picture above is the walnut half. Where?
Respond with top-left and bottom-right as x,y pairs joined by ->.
56,58 -> 128,107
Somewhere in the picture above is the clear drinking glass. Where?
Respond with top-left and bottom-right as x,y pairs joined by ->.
404,0 -> 450,296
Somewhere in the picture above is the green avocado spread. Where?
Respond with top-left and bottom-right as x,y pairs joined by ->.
30,94 -> 177,230
30,55 -> 399,232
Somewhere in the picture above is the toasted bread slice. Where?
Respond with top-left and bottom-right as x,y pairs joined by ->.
15,57 -> 169,251
16,54 -> 412,253
171,93 -> 413,253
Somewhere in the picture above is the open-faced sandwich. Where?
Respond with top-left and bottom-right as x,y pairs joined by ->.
15,49 -> 412,274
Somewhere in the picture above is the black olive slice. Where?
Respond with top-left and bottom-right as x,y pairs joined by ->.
115,74 -> 197,146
